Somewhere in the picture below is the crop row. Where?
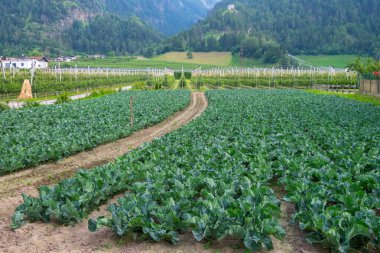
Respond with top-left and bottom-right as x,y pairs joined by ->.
0,90 -> 190,175
12,90 -> 379,252
0,70 -> 147,94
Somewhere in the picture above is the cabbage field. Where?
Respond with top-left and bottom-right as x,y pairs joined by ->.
12,90 -> 379,252
0,90 -> 190,175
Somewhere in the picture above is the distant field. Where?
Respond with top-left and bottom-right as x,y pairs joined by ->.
297,55 -> 356,68
230,55 -> 272,68
51,56 -> 213,70
154,52 -> 232,66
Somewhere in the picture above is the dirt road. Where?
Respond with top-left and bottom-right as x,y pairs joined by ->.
0,92 -> 207,198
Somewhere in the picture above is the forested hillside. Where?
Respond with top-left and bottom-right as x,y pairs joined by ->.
0,0 -> 378,60
65,15 -> 161,56
0,0 -> 220,56
0,0 -> 163,56
105,0 -> 220,36
162,0 -> 380,62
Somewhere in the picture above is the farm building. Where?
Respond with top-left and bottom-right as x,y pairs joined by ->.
0,57 -> 49,69
54,56 -> 77,62
227,4 -> 235,10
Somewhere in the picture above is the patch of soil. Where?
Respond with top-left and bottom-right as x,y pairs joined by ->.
271,185 -> 327,253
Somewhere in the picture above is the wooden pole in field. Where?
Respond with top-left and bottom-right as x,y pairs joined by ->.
59,63 -> 62,82
130,96 -> 134,128
1,60 -> 5,81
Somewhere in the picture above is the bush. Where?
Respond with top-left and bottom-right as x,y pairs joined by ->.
55,93 -> 71,104
0,103 -> 9,111
179,74 -> 186,89
23,101 -> 41,109
91,88 -> 115,97
186,51 -> 193,59
132,82 -> 149,91
174,72 -> 192,79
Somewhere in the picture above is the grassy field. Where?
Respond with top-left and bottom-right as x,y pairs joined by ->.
51,54 -> 359,70
154,51 -> 232,66
306,89 -> 380,106
297,55 -> 357,68
51,56 -> 214,70
230,54 -> 273,68
52,52 -> 270,70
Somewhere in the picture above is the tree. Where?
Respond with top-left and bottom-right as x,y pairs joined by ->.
142,47 -> 155,58
186,51 -> 193,59
348,57 -> 380,73
374,48 -> 380,60
241,36 -> 259,58
206,37 -> 219,51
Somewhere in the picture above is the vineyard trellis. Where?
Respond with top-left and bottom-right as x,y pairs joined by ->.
0,65 -> 174,97
192,66 -> 358,89
0,64 -> 359,97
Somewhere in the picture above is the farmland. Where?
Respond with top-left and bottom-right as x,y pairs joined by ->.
11,90 -> 380,252
48,54 -> 358,73
306,90 -> 380,106
154,52 -> 233,66
51,56 -> 214,70
1,0 -> 379,252
0,69 -> 147,96
0,64 -> 358,100
191,67 -> 358,90
0,90 -> 190,175
296,55 -> 357,69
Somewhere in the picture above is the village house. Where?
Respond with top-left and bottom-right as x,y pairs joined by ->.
0,57 -> 49,69
54,56 -> 77,62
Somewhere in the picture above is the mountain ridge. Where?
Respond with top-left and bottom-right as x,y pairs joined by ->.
0,0 -> 221,56
0,0 -> 378,60
162,0 -> 380,61
105,0 -> 221,36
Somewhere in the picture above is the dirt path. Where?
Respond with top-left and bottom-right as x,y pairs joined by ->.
0,92 -> 209,253
0,92 -> 207,199
0,92 -> 325,253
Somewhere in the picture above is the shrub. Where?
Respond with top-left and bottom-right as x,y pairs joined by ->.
55,93 -> 71,104
0,103 -> 9,111
23,101 -> 41,109
174,72 -> 192,79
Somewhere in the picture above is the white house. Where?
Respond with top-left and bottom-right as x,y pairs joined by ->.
228,4 -> 235,10
0,57 -> 49,69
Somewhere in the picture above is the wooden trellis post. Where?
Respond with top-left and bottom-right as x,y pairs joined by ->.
130,96 -> 134,128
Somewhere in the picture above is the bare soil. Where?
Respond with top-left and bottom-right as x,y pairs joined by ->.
0,92 -> 325,253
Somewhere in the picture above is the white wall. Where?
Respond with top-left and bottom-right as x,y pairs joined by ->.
36,61 -> 48,69
1,60 -> 32,69
1,59 -> 48,69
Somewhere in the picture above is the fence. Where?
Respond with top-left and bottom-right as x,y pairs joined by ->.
312,84 -> 359,93
360,79 -> 380,96
359,73 -> 380,96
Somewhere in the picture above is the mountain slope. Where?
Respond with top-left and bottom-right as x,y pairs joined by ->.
105,0 -> 220,36
163,0 -> 380,58
0,0 -> 222,56
0,0 -> 163,56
